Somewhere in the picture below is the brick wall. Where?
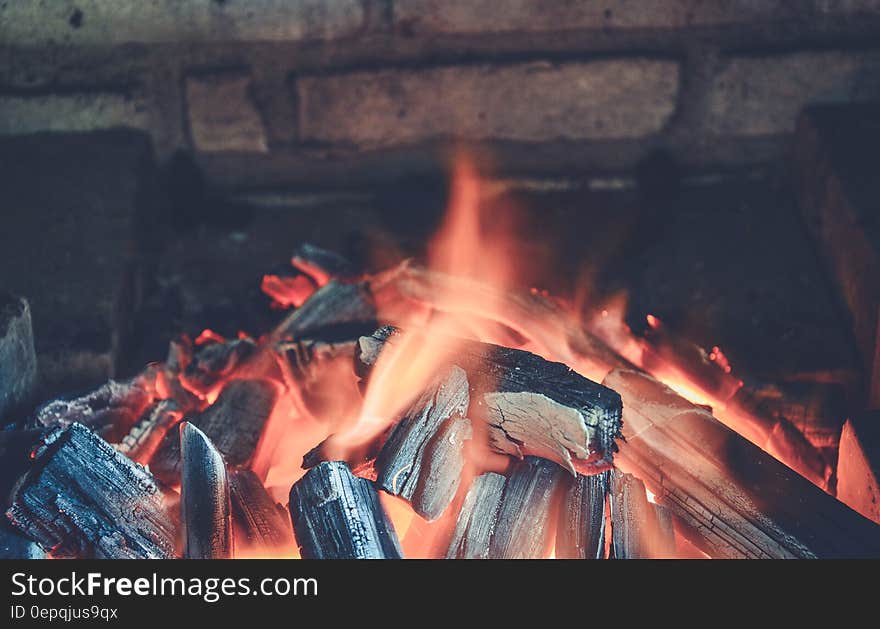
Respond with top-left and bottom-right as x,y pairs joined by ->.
2,1 -> 880,186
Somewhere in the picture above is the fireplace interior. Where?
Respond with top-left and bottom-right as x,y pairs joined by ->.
2,1 -> 880,559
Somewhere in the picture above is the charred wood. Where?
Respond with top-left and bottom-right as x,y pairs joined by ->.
375,366 -> 471,521
288,461 -> 402,559
6,423 -> 176,558
274,281 -> 376,342
229,469 -> 294,551
837,414 -> 880,524
183,337 -> 255,392
290,243 -> 355,285
114,399 -> 182,464
180,422 -> 232,559
610,470 -> 676,559
359,327 -> 622,475
0,294 -> 37,421
32,370 -> 156,442
605,369 -> 880,559
446,457 -> 564,559
556,471 -> 607,559
150,379 -> 278,485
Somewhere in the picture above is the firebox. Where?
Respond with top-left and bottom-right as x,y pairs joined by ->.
2,1 -> 880,560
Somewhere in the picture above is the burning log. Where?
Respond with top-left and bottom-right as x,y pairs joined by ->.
369,262 -> 631,379
114,399 -> 182,464
150,379 -> 278,485
32,370 -> 156,443
183,337 -> 256,391
274,280 -> 376,342
359,327 -> 623,475
446,457 -> 564,559
290,243 -> 355,285
445,472 -> 505,559
288,461 -> 403,559
229,469 -> 294,551
555,471 -> 607,559
375,366 -> 472,521
604,369 -> 880,558
276,338 -> 358,385
610,470 -> 676,559
0,294 -> 37,420
6,423 -> 176,558
180,422 -> 232,559
837,414 -> 880,524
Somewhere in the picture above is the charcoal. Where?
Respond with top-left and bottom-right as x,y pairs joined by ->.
181,422 -> 232,559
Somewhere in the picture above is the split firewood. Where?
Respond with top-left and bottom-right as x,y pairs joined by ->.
375,365 -> 471,521
114,399 -> 182,464
229,469 -> 294,551
274,281 -> 376,342
446,457 -> 564,559
359,327 -> 623,475
445,472 -> 506,559
288,461 -> 402,559
368,261 -> 632,380
0,294 -> 37,420
6,423 -> 176,559
150,379 -> 278,486
837,414 -> 880,524
604,369 -> 880,558
610,470 -> 676,559
555,471 -> 607,559
183,337 -> 255,392
180,422 -> 232,560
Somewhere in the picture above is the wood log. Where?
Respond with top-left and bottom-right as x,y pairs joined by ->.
183,337 -> 255,392
229,469 -> 294,552
446,457 -> 564,559
555,471 -> 607,559
837,414 -> 880,524
32,370 -> 157,442
359,327 -> 622,475
604,369 -> 880,558
180,422 -> 232,559
290,243 -> 355,285
288,461 -> 402,559
5,423 -> 176,558
0,294 -> 37,421
375,365 -> 471,521
114,399 -> 182,464
445,472 -> 506,559
274,281 -> 376,342
150,379 -> 278,485
368,261 -> 632,381
610,470 -> 676,559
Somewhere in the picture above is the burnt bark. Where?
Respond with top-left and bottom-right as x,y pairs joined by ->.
183,337 -> 256,392
605,369 -> 880,559
114,399 -> 182,464
181,422 -> 232,559
288,461 -> 402,559
6,423 -> 176,558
